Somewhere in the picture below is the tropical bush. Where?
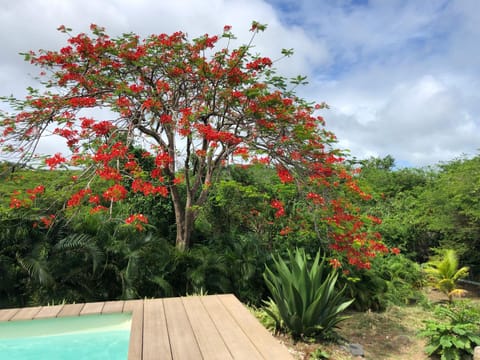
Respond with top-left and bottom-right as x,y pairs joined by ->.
263,248 -> 354,339
420,302 -> 480,360
423,249 -> 469,303
342,254 -> 425,311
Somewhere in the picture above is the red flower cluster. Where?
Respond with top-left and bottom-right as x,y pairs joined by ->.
67,189 -> 92,207
45,153 -> 67,169
391,247 -> 401,255
270,199 -> 285,218
93,142 -> 128,165
132,179 -> 168,197
97,167 -> 122,181
102,184 -> 128,202
246,57 -> 272,70
276,165 -> 294,184
26,185 -> 45,198
9,197 -> 23,208
125,213 -> 148,231
155,152 -> 173,168
39,214 -> 56,228
279,226 -> 292,236
92,121 -> 115,136
329,258 -> 342,269
68,97 -> 96,107
306,192 -> 324,205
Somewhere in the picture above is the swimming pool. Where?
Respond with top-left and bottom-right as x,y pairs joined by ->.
0,313 -> 131,360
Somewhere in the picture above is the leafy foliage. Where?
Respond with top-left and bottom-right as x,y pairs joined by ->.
423,249 -> 469,303
420,303 -> 480,360
342,254 -> 425,311
263,248 -> 353,339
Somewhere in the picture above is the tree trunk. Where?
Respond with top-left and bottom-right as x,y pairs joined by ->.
171,185 -> 195,251
174,207 -> 195,251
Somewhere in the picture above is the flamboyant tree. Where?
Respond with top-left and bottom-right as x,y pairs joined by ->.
0,22 -> 391,267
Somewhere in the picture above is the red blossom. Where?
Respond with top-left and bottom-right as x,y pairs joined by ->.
27,185 -> 45,195
195,149 -> 207,157
270,199 -> 285,218
116,96 -> 131,108
67,189 -> 92,207
97,167 -> 122,181
150,168 -> 163,179
2,126 -> 14,136
279,226 -> 292,236
90,205 -> 107,214
329,258 -> 342,269
92,121 -> 115,136
246,57 -> 272,70
233,146 -> 249,159
276,165 -> 294,183
156,80 -> 170,92
88,195 -> 100,205
9,197 -> 23,209
391,247 -> 401,255
45,153 -> 67,169
155,152 -> 172,168
129,84 -> 144,93
125,213 -> 149,231
204,35 -> 218,48
173,175 -> 184,185
68,97 -> 96,107
40,215 -> 55,228
102,184 -> 128,202
160,114 -> 172,123
80,117 -> 95,129
306,192 -> 324,205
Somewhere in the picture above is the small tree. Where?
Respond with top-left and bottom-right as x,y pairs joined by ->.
423,249 -> 469,303
1,23 -> 388,267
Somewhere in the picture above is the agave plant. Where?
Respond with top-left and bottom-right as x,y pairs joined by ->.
423,249 -> 469,303
263,248 -> 354,339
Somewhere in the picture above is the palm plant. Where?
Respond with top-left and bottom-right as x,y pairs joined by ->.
423,249 -> 469,303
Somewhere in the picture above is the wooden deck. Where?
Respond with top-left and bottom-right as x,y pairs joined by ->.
0,294 -> 293,359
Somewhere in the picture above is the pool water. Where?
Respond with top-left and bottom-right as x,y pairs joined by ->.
0,313 -> 131,360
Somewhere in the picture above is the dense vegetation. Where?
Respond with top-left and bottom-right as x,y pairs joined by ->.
1,154 -> 479,310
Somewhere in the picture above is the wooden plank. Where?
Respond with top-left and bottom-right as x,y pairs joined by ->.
102,301 -> 124,314
163,297 -> 202,360
10,306 -> 42,321
57,303 -> 85,317
201,295 -> 263,359
35,304 -> 64,319
80,301 -> 105,315
0,308 -> 20,321
182,296 -> 233,360
143,298 -> 172,360
218,294 -> 293,359
124,300 -> 144,360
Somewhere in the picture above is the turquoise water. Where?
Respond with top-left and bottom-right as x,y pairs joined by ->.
0,313 -> 131,360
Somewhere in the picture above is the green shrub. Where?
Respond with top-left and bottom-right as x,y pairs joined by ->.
342,254 -> 425,311
263,248 -> 353,339
251,299 -> 280,332
419,302 -> 480,360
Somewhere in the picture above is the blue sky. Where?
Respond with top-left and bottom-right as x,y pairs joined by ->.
1,0 -> 479,167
